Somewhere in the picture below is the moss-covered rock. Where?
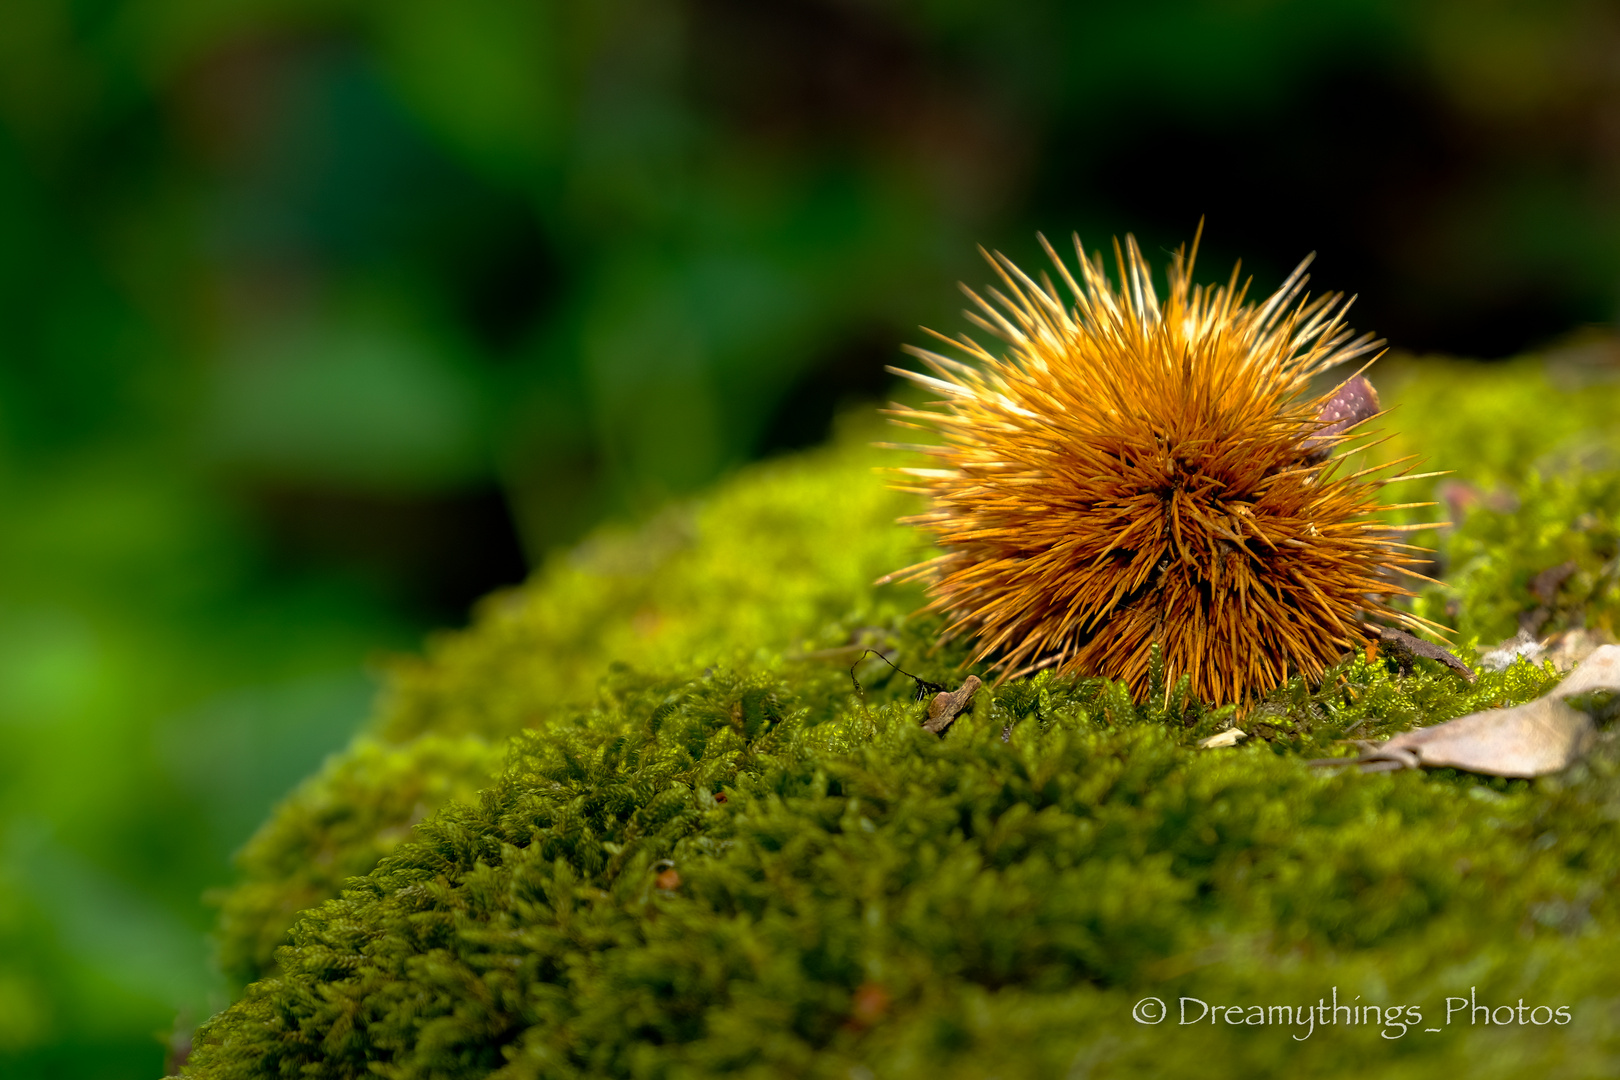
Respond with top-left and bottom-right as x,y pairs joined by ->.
183,655 -> 1620,1078
210,417 -> 931,987
210,734 -> 510,988
185,360 -> 1620,1077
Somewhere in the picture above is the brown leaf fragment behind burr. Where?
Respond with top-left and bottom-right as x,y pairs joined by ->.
923,675 -> 982,735
1304,374 -> 1381,463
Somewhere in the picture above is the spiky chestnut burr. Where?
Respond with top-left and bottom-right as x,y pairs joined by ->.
881,231 -> 1440,708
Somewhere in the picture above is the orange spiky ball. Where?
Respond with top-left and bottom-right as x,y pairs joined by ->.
883,231 -> 1437,708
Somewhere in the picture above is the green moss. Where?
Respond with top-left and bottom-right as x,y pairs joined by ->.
373,414 -> 928,745
184,660 -> 1620,1078
1413,470 -> 1620,645
210,734 -> 508,988
188,362 -> 1620,1077
1361,354 -> 1620,643
210,416 -> 931,985
1373,353 -> 1620,496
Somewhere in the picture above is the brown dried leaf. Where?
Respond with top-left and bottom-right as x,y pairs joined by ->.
1327,644 -> 1620,777
1378,627 -> 1474,682
1367,698 -> 1593,778
923,675 -> 982,734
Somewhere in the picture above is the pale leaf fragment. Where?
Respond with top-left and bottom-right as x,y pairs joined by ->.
1359,698 -> 1593,778
1318,645 -> 1620,777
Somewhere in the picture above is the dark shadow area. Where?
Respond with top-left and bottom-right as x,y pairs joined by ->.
755,331 -> 905,456
1035,63 -> 1602,358
241,484 -> 531,623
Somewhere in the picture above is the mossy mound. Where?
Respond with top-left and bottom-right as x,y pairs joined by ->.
184,658 -> 1620,1079
211,419 -> 926,987
186,361 -> 1620,1078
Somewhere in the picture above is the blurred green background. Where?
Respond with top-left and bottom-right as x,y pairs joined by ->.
3,1 -> 1620,1076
